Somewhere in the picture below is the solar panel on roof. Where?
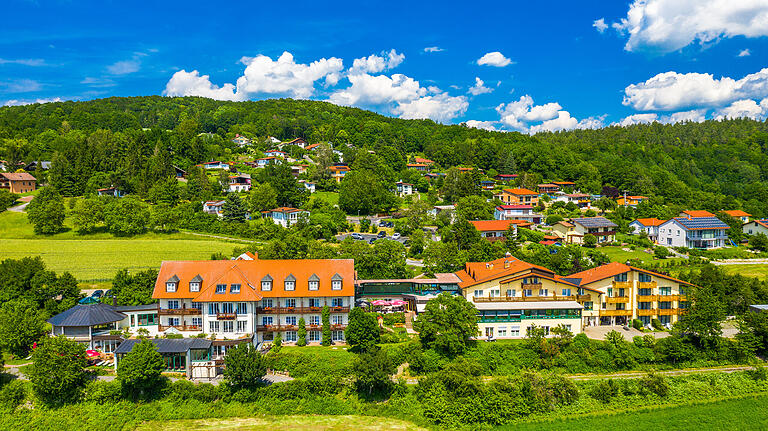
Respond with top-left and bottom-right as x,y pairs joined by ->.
573,217 -> 617,228
675,217 -> 729,230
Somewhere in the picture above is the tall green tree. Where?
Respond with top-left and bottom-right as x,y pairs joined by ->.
223,343 -> 267,389
321,305 -> 332,346
0,299 -> 46,357
28,336 -> 88,405
249,182 -> 278,213
345,307 -> 380,353
117,339 -> 166,400
222,193 -> 247,222
26,186 -> 65,234
414,293 -> 478,356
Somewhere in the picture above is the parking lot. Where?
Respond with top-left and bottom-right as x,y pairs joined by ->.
336,232 -> 407,244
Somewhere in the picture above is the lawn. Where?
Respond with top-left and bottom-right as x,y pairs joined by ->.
0,211 -> 243,281
508,395 -> 768,431
721,264 -> 768,280
599,245 -> 657,263
136,416 -> 425,431
313,191 -> 340,206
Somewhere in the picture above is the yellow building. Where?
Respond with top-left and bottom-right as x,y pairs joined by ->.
567,262 -> 691,328
454,257 -> 595,339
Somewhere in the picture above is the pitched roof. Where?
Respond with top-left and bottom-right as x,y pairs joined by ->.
454,256 -> 578,289
304,144 -> 320,150
724,210 -> 751,217
153,257 -> 355,300
566,261 -> 693,287
0,172 -> 36,181
673,216 -> 729,230
414,157 -> 434,164
503,188 -> 538,196
496,204 -> 533,210
633,218 -> 666,227
572,217 -> 617,228
47,304 -> 126,327
681,210 -> 715,218
114,338 -> 211,355
469,219 -> 531,232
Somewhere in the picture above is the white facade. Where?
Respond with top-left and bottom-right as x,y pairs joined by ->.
744,220 -> 768,237
396,182 -> 414,196
202,161 -> 230,171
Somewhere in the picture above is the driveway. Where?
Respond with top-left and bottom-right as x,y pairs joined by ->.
7,195 -> 33,212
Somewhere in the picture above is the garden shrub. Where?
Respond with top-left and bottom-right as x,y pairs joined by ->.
632,319 -> 643,330
0,380 -> 26,408
82,380 -> 121,404
589,379 -> 619,403
640,373 -> 670,397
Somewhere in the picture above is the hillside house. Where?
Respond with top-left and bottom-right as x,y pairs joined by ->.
494,174 -> 518,182
328,165 -> 350,183
0,172 -> 36,193
255,157 -> 281,168
203,200 -> 225,216
499,188 -> 539,206
658,216 -> 729,249
470,220 -> 532,242
537,183 -> 560,194
552,181 -> 575,189
299,180 -> 316,194
494,204 -> 543,224
428,205 -> 455,223
263,207 -> 309,228
617,196 -> 647,207
47,303 -> 127,351
24,161 -> 51,171
304,143 -> 320,151
480,180 -> 496,190
679,210 -> 715,219
570,217 -> 618,244
281,138 -> 308,149
407,163 -> 428,171
553,193 -> 591,208
291,164 -> 310,177
396,181 -> 414,196
200,161 -> 230,171
264,150 -> 287,158
628,218 -> 666,243
152,256 -> 355,344
413,157 -> 434,165
743,220 -> 768,237
232,135 -> 251,146
268,136 -> 281,144
97,187 -> 124,197
228,174 -> 251,192
173,165 -> 187,178
723,210 -> 751,223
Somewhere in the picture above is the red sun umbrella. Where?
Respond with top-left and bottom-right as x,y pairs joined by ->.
86,350 -> 100,358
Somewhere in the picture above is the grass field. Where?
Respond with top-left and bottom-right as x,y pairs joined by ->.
721,264 -> 768,280
312,191 -> 340,206
0,210 -> 243,281
136,416 -> 425,431
599,245 -> 657,263
509,395 -> 768,431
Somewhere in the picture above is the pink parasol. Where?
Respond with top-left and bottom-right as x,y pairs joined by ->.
390,300 -> 407,306
371,300 -> 391,306
86,350 -> 100,358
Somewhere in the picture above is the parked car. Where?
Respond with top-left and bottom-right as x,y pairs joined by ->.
369,237 -> 378,244
392,233 -> 401,240
377,230 -> 387,238
351,233 -> 363,240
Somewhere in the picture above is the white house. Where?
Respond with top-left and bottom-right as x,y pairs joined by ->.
743,220 -> 768,237
428,205 -> 455,223
396,181 -> 414,196
281,138 -> 308,149
628,218 -> 666,243
228,174 -> 251,193
232,135 -> 251,147
723,210 -> 751,224
256,157 -> 281,168
263,207 -> 310,228
268,136 -> 281,144
494,205 -> 543,225
570,217 -> 618,244
299,180 -> 316,194
264,150 -> 287,158
658,216 -> 729,249
203,200 -> 225,216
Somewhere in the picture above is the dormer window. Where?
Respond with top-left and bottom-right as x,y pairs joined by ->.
308,274 -> 320,291
331,273 -> 343,290
230,284 -> 241,294
261,274 -> 273,291
166,275 -> 180,292
215,284 -> 226,294
284,274 -> 296,291
189,275 -> 202,292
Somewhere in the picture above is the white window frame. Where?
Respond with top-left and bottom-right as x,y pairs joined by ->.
230,284 -> 241,294
261,281 -> 272,291
166,282 -> 177,292
309,281 -> 319,291
332,280 -> 342,290
189,282 -> 200,292
284,281 -> 295,291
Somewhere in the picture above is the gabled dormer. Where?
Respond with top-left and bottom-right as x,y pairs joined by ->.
284,274 -> 296,291
308,273 -> 320,291
331,273 -> 343,290
189,274 -> 203,292
261,274 -> 273,291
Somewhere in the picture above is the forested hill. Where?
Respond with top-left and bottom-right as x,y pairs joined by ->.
1,96 -> 767,215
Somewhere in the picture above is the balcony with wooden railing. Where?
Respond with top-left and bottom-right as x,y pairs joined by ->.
605,296 -> 630,304
636,295 -> 659,302
474,294 -> 591,303
637,281 -> 657,290
256,323 -> 347,332
158,324 -> 201,331
158,307 -> 202,316
657,308 -> 678,316
612,281 -> 632,290
216,313 -> 237,320
257,306 -> 350,314
636,308 -> 655,316
599,309 -> 633,317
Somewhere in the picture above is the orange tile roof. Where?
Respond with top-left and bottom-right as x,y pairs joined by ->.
407,163 -> 427,167
414,157 -> 434,164
724,210 -> 750,217
567,261 -> 692,287
552,181 -> 575,186
153,258 -> 355,301
634,218 -> 666,227
503,188 -> 538,196
470,219 -> 531,232
328,165 -> 350,171
682,210 -> 715,218
305,143 -> 320,150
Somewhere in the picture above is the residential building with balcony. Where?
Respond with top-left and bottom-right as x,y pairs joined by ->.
616,195 -> 647,207
0,172 -> 36,194
537,183 -> 560,195
744,219 -> 768,237
567,261 -> 692,327
658,216 -> 729,249
262,207 -> 309,228
499,188 -> 539,206
569,217 -> 618,244
723,210 -> 751,224
453,256 -> 593,339
328,165 -> 350,182
469,219 -> 531,242
228,174 -> 251,192
152,256 -> 355,344
396,181 -> 414,196
494,204 -> 543,224
629,218 -> 666,243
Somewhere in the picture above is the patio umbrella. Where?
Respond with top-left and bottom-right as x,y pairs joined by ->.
390,300 -> 407,306
371,300 -> 391,306
86,350 -> 100,358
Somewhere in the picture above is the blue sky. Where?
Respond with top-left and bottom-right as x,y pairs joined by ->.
2,0 -> 768,132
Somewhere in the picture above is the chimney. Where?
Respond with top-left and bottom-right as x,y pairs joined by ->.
504,260 -> 510,269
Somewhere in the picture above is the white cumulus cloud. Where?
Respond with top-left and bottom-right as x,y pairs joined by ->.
622,67 -> 768,111
423,46 -> 444,53
715,98 -> 768,120
593,18 -> 608,33
164,70 -> 240,101
477,51 -> 513,67
394,92 -> 469,123
348,49 -> 404,75
616,113 -> 659,126
495,95 -> 603,133
468,77 -> 493,95
235,52 -> 344,98
739,49 -> 752,57
464,120 -> 498,131
611,0 -> 768,52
